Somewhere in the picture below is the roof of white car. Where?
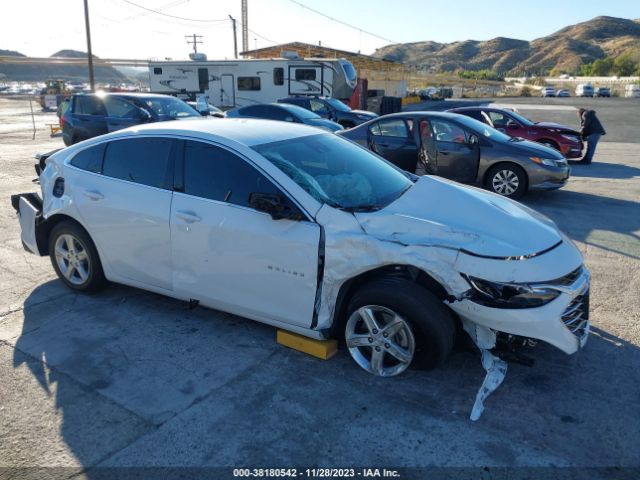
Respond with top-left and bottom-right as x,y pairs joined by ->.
109,118 -> 323,146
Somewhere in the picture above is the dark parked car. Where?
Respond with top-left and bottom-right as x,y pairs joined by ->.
62,93 -> 201,146
594,87 -> 611,98
225,103 -> 343,132
338,112 -> 569,199
278,96 -> 377,128
447,106 -> 583,159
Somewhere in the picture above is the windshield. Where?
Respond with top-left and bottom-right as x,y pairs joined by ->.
326,98 -> 351,112
452,115 -> 513,142
139,97 -> 200,119
340,59 -> 357,84
252,134 -> 412,210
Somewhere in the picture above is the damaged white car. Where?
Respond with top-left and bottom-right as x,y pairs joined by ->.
11,119 -> 589,418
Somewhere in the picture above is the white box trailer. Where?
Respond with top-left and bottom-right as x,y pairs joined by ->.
148,58 -> 357,108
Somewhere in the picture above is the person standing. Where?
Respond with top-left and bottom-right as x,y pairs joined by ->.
578,108 -> 606,164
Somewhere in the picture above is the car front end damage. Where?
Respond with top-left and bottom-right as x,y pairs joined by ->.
313,175 -> 589,420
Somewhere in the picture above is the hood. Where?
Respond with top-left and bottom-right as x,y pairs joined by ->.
354,176 -> 562,258
503,138 -> 565,159
306,118 -> 343,132
350,110 -> 378,118
535,122 -> 579,133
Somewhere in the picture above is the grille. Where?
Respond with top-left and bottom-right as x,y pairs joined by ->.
562,290 -> 589,340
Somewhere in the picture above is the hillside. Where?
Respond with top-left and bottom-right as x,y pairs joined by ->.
0,49 -> 127,83
374,16 -> 640,75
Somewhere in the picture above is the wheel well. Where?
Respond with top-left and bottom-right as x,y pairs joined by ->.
483,161 -> 529,188
38,214 -> 88,255
329,264 -> 453,339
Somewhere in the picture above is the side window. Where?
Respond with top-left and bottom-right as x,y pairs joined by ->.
104,97 -> 139,119
295,69 -> 317,81
239,105 -> 265,117
75,96 -> 106,116
237,76 -> 261,91
103,138 -> 173,189
198,68 -> 209,92
183,141 -> 282,209
153,67 -> 162,75
371,119 -> 409,138
70,143 -> 105,173
262,106 -> 291,121
273,68 -> 284,86
309,99 -> 329,115
431,120 -> 467,144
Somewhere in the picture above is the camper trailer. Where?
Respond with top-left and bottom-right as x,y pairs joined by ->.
625,84 -> 640,98
148,57 -> 357,108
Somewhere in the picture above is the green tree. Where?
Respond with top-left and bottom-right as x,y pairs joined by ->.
613,54 -> 636,76
590,57 -> 614,76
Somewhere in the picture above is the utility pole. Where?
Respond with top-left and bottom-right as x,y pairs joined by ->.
241,0 -> 248,52
229,15 -> 238,59
185,34 -> 203,55
83,0 -> 95,91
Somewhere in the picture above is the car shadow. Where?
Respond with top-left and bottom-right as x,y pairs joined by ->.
523,189 -> 640,260
7,278 -> 640,472
567,161 -> 640,180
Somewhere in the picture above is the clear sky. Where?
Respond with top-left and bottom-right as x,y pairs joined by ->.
1,0 -> 638,60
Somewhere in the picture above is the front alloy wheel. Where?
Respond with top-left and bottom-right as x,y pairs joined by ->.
345,305 -> 416,377
492,169 -> 520,196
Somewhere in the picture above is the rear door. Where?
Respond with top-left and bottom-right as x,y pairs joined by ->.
71,96 -> 108,141
71,137 -> 175,290
429,118 -> 479,182
368,118 -> 418,172
170,140 -> 320,327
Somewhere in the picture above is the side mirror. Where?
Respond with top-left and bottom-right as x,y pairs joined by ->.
468,134 -> 479,146
248,193 -> 303,221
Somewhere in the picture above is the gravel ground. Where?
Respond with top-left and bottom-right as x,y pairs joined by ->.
0,96 -> 639,480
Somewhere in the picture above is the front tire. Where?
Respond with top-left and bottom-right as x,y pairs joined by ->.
49,221 -> 105,292
485,163 -> 527,199
345,278 -> 456,376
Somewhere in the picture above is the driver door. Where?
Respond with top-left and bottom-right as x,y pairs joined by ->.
429,119 -> 479,182
485,110 -> 525,138
170,139 -> 321,328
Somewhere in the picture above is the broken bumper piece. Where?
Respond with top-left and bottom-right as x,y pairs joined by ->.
450,267 -> 590,354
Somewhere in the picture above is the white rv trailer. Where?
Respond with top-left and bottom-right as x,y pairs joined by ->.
148,57 -> 357,108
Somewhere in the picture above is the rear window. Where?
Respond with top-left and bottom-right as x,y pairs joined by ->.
70,143 -> 105,173
102,138 -> 173,189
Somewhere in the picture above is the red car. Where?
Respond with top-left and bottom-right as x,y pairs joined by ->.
448,106 -> 583,159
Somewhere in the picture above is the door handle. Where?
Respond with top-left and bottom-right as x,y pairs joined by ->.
439,150 -> 450,155
83,189 -> 104,201
176,210 -> 201,223
378,143 -> 390,148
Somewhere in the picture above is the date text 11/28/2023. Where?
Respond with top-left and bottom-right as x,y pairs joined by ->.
232,468 -> 401,478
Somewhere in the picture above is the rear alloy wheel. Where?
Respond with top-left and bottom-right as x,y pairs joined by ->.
49,221 -> 105,291
486,164 -> 527,199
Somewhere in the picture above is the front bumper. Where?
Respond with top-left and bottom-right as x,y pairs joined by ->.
449,267 -> 590,354
559,143 -> 583,159
528,164 -> 570,191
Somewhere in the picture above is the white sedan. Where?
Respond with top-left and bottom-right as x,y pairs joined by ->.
12,119 -> 590,379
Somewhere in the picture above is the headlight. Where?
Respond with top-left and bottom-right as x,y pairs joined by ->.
530,156 -> 559,167
561,134 -> 580,143
462,274 -> 560,309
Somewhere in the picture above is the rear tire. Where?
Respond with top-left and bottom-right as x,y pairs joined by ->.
49,221 -> 106,292
345,278 -> 456,376
485,163 -> 527,199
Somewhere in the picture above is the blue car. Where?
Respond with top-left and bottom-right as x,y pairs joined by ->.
225,103 -> 344,132
61,93 -> 201,146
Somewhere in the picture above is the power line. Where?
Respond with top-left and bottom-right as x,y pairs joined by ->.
120,0 -> 227,23
288,0 -> 398,44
